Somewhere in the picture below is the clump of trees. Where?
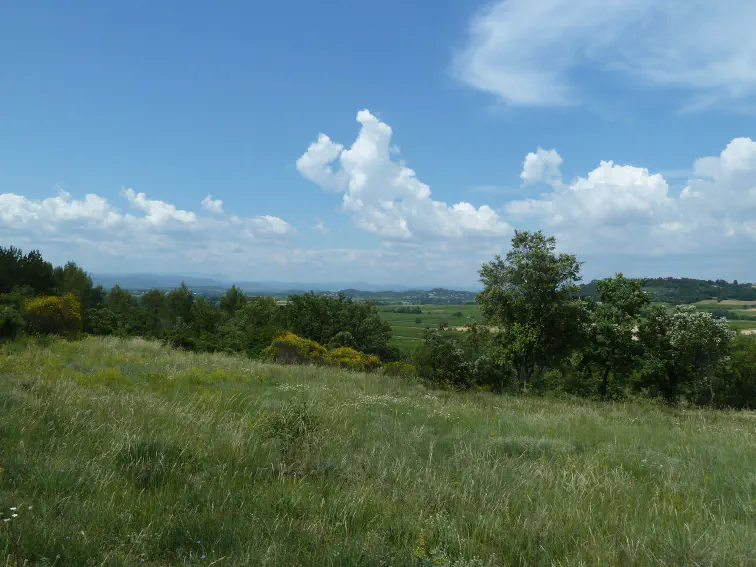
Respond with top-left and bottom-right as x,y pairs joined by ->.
0,246 -> 395,363
414,231 -> 750,408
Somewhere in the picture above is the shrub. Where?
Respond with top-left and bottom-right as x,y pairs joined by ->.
415,318 -> 422,324
327,330 -> 357,349
23,293 -> 82,337
326,346 -> 381,372
0,305 -> 24,340
264,332 -> 328,365
381,361 -> 415,378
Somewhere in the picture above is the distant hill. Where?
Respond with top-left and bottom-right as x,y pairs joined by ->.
579,277 -> 756,304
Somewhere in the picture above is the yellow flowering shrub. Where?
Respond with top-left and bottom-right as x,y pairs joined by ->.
264,332 -> 328,364
326,347 -> 381,372
23,293 -> 82,337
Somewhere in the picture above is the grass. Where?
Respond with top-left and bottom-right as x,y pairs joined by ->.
379,304 -> 481,351
1,337 -> 756,565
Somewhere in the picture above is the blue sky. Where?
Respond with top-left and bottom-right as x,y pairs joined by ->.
2,0 -> 755,287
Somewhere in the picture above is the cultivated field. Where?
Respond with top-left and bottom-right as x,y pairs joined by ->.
2,337 -> 756,565
378,304 -> 481,351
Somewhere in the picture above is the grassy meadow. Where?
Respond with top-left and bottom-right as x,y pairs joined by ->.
378,304 -> 481,351
2,337 -> 756,565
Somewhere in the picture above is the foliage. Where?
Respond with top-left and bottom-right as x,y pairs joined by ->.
326,346 -> 381,371
414,331 -> 472,387
218,284 -> 248,316
0,246 -> 55,295
477,230 -> 583,391
704,335 -> 756,409
638,305 -> 735,404
218,297 -> 285,357
0,305 -> 25,340
265,332 -> 328,365
23,294 -> 82,337
285,292 -> 391,355
581,274 -> 650,400
381,360 -> 416,378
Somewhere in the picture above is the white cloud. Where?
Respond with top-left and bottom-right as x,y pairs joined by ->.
0,190 -> 119,228
297,110 -> 511,240
314,221 -> 330,234
454,0 -> 756,109
521,147 -> 564,188
1,188 -> 295,267
508,137 -> 756,256
201,194 -> 224,214
122,188 -> 197,225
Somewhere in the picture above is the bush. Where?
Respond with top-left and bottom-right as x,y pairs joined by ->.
326,346 -> 381,372
0,305 -> 24,339
264,332 -> 328,365
327,330 -> 357,349
23,293 -> 82,337
415,318 -> 422,324
381,361 -> 415,378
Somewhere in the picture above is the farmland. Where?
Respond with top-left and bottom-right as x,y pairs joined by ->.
378,304 -> 482,351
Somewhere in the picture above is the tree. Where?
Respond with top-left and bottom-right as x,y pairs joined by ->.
219,285 -> 248,316
414,330 -> 471,387
0,246 -> 55,295
638,305 -> 735,404
219,296 -> 285,357
285,292 -> 391,356
477,231 -> 583,391
584,274 -> 650,400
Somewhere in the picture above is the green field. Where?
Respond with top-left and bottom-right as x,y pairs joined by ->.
379,304 -> 481,351
2,337 -> 756,565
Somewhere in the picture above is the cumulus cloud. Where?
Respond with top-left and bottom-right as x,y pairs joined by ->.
521,148 -> 564,188
296,110 -> 511,240
454,0 -> 756,109
122,188 -> 197,225
201,194 -> 224,214
0,188 -> 295,265
507,137 -> 756,256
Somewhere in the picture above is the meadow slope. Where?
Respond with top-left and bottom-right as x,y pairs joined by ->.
1,337 -> 756,566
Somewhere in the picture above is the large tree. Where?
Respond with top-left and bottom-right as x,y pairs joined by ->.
477,231 -> 583,391
584,274 -> 650,400
638,305 -> 734,404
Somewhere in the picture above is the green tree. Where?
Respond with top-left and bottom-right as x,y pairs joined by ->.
584,274 -> 650,400
285,292 -> 391,356
161,283 -> 195,327
219,285 -> 248,316
0,246 -> 55,295
477,231 -> 583,391
139,289 -> 166,335
219,296 -> 285,357
638,305 -> 735,404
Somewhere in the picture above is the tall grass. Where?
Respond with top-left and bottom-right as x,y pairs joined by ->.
1,336 -> 756,565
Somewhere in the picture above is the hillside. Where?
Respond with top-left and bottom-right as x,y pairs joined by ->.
2,337 -> 755,565
579,277 -> 756,304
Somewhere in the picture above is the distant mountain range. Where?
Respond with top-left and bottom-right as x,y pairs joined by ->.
90,273 -> 455,294
92,273 -> 755,304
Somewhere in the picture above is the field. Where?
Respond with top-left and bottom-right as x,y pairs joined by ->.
2,338 -> 756,565
378,304 -> 481,351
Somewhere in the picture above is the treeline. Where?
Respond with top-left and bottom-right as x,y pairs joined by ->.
412,232 -> 756,409
580,276 -> 756,304
0,246 -> 398,363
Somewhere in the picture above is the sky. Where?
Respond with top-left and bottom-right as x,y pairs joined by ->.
1,0 -> 755,287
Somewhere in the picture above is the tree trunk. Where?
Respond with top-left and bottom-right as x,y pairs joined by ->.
600,367 -> 611,401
